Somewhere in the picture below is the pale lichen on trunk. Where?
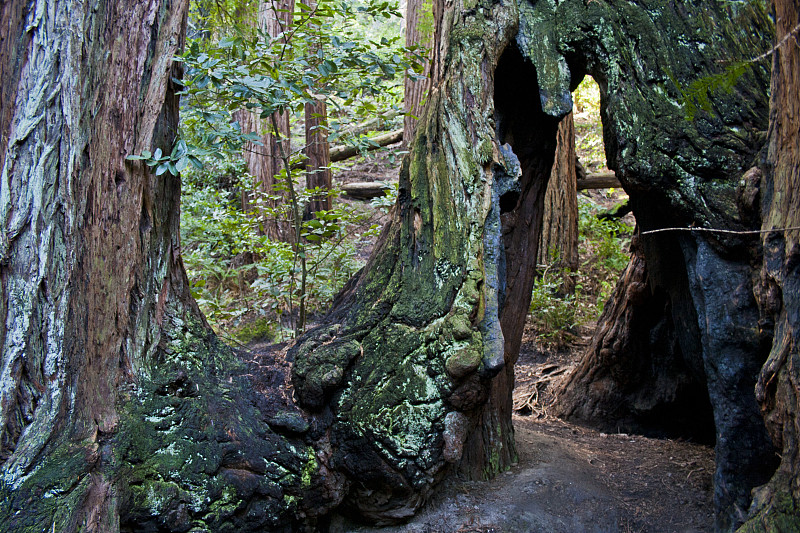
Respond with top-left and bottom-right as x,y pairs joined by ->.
1,0 -> 796,530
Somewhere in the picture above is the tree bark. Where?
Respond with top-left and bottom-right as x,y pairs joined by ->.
0,0 -> 193,527
236,0 -> 293,240
304,98 -> 333,215
740,2 -> 800,531
402,0 -> 435,147
553,235 -> 715,441
0,1 -> 337,531
516,0 -> 777,530
537,112 -> 578,293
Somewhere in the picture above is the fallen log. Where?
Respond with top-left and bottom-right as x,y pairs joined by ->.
576,171 -> 621,190
329,129 -> 404,163
341,181 -> 392,199
290,129 -> 404,171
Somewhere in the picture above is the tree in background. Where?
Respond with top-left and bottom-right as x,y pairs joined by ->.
402,0 -> 436,145
303,0 -> 333,216
178,0 -> 415,334
537,112 -> 579,293
236,0 -> 295,240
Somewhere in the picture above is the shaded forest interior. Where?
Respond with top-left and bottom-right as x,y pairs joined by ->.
2,0 -> 798,532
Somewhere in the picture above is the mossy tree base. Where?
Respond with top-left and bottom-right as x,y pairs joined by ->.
2,0 -> 799,531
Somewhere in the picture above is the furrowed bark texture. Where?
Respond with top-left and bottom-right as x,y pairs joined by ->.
555,234 -> 716,443
0,0 -> 192,526
236,0 -> 293,240
402,0 -> 435,146
304,97 -> 333,214
0,1 -> 340,531
739,2 -> 800,531
537,112 -> 578,292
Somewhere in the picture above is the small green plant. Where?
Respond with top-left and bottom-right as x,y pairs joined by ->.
529,266 -> 580,348
530,195 -> 633,346
576,195 -> 633,318
180,158 -> 365,341
369,181 -> 398,212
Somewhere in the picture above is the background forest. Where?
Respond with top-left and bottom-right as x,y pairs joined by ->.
174,0 -> 631,348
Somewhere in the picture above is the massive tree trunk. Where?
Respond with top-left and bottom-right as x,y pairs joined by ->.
739,2 -> 800,531
537,112 -> 578,293
542,1 -> 778,530
0,1 -> 336,531
0,0 -> 194,525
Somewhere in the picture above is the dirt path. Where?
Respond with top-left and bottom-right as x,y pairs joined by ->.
330,416 -> 714,533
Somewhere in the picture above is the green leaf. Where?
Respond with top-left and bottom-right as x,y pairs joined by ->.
155,163 -> 170,176
188,155 -> 203,169
176,157 -> 189,172
171,140 -> 188,160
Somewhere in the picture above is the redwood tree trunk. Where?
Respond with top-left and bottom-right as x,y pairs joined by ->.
302,0 -> 332,217
0,1 -> 336,530
740,2 -> 800,531
537,112 -> 579,293
0,0 -> 192,526
402,0 -> 435,146
304,98 -> 333,215
236,0 -> 293,240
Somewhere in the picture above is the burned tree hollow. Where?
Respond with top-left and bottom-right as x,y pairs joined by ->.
0,0 -> 796,531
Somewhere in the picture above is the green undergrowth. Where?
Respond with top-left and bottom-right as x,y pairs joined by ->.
530,194 -> 633,348
180,158 -> 379,343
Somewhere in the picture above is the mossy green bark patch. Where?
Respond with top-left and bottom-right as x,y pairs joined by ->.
111,311 -> 318,532
739,487 -> 800,533
446,343 -> 483,378
516,0 -> 572,117
0,439 -> 94,533
523,0 -> 772,237
291,326 -> 362,409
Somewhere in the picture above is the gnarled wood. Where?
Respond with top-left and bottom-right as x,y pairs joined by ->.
740,2 -> 800,531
